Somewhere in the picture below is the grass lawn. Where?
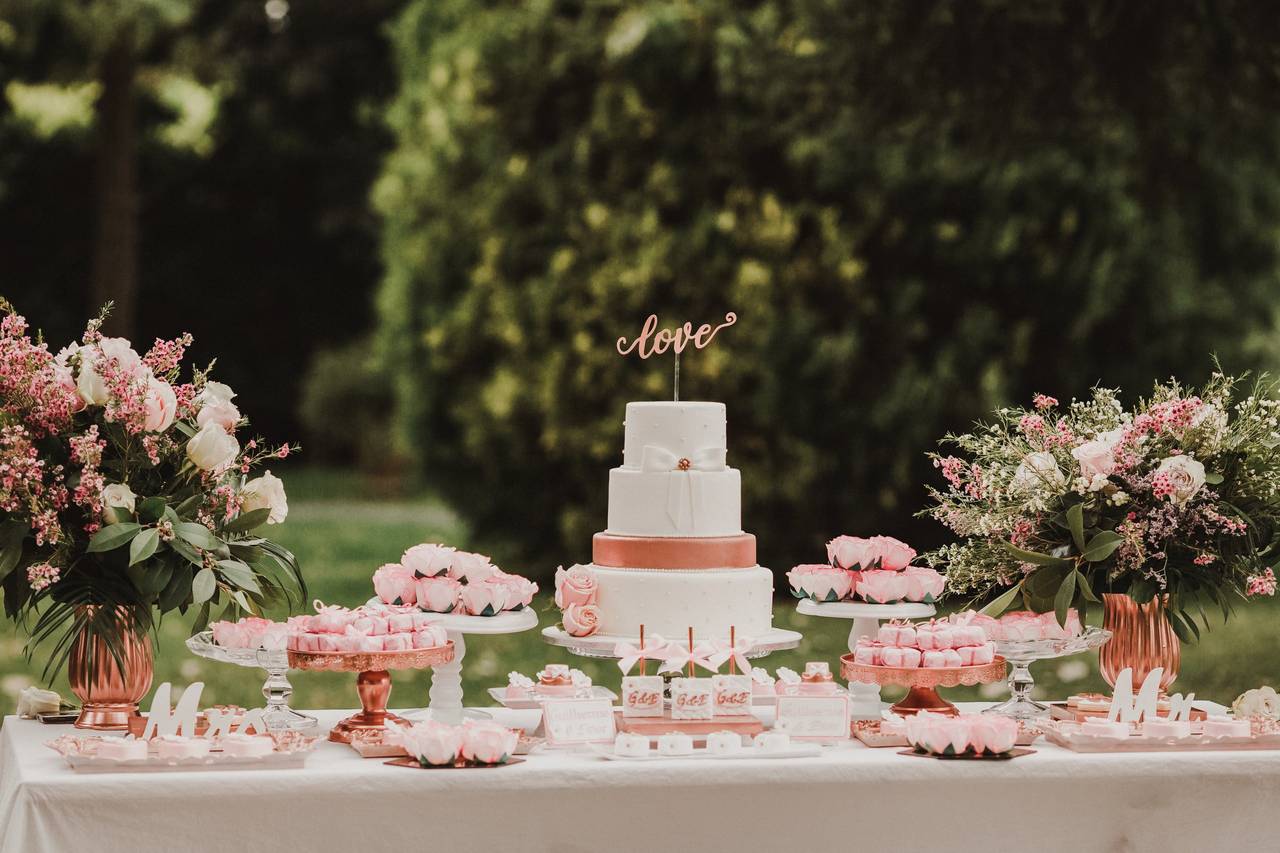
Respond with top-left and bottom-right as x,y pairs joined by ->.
3,468 -> 1278,715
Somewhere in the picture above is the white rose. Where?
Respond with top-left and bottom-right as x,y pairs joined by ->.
100,483 -> 137,524
239,471 -> 288,524
76,337 -> 144,406
143,377 -> 178,432
1232,686 -> 1280,720
197,399 -> 241,433
1155,455 -> 1206,505
186,422 -> 240,471
197,381 -> 236,406
1011,451 -> 1066,493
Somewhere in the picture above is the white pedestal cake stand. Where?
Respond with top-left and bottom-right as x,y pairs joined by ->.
794,600 -> 936,719
366,601 -> 539,726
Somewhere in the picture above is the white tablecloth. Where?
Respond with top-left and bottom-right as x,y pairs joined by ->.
2,705 -> 1277,853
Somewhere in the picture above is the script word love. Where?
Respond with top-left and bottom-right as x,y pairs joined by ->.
616,312 -> 737,360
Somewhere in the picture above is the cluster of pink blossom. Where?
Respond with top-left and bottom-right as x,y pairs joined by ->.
1246,569 -> 1277,598
68,425 -> 107,526
934,455 -> 966,491
0,426 -> 67,546
1032,393 -> 1058,410
142,333 -> 193,376
26,563 -> 60,592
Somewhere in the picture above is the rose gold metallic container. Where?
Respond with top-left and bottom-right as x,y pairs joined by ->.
1099,593 -> 1180,692
68,611 -> 154,731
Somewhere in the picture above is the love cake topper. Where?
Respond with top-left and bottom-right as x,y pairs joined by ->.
616,312 -> 737,401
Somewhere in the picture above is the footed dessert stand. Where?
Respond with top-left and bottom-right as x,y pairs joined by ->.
288,644 -> 454,743
795,600 -> 935,718
186,632 -> 318,733
984,626 -> 1112,720
841,654 -> 1007,716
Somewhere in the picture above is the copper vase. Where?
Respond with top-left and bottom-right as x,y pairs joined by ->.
1099,593 -> 1180,692
68,611 -> 154,730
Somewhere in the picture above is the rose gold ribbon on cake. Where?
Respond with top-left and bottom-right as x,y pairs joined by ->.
592,533 -> 757,569
639,444 -> 726,531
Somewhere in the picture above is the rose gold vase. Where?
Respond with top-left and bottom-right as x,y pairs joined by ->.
1099,593 -> 1180,692
68,612 -> 154,730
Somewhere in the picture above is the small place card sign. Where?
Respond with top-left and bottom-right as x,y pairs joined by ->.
541,698 -> 617,745
621,675 -> 665,718
711,674 -> 752,717
671,677 -> 714,720
775,695 -> 850,740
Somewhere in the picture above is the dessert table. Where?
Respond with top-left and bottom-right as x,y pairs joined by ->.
2,704 -> 1276,853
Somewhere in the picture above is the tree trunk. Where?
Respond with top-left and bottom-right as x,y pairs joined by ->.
90,31 -> 138,339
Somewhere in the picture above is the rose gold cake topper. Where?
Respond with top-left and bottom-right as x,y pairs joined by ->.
615,312 -> 738,401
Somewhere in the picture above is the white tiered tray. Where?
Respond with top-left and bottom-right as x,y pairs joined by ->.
795,599 -> 936,718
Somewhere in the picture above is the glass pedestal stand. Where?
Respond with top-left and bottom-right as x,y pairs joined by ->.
794,600 -> 935,719
983,627 -> 1112,720
186,631 -> 318,733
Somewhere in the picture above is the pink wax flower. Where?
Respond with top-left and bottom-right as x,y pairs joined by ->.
1247,568 -> 1277,598
449,550 -> 497,583
459,720 -> 518,765
416,575 -> 462,613
460,582 -> 508,616
855,569 -> 910,604
901,565 -> 946,602
401,543 -> 456,578
787,564 -> 853,602
562,602 -> 601,637
554,564 -> 599,608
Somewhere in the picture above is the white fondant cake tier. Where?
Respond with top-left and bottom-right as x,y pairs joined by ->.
606,468 -> 742,537
621,401 -> 727,469
589,564 -> 774,639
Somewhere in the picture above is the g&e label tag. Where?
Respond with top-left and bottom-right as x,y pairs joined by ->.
711,674 -> 752,717
541,698 -> 617,745
775,695 -> 850,740
621,675 -> 664,718
671,677 -> 714,720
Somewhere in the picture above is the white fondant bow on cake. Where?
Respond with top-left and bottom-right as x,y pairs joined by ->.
640,444 -> 727,531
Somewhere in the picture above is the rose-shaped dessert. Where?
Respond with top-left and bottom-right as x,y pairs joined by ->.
901,565 -> 946,602
415,576 -> 462,613
787,564 -> 853,602
1154,455 -> 1207,505
1232,686 -> 1280,720
865,535 -> 917,571
459,721 -> 518,765
562,602 -> 600,637
554,564 -> 598,608
401,543 -> 456,578
460,582 -> 508,616
388,721 -> 463,767
826,535 -> 879,571
855,569 -> 910,604
373,563 -> 418,606
488,571 -> 538,610
449,550 -> 497,583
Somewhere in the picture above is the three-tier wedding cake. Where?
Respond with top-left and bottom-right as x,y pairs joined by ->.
554,401 -> 775,640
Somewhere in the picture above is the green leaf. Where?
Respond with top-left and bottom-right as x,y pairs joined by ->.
170,538 -> 204,567
127,560 -> 173,597
216,559 -> 261,594
128,528 -> 161,566
1204,472 -> 1224,485
1128,577 -> 1158,604
191,567 -> 216,604
230,589 -> 253,612
87,522 -> 142,553
175,522 -> 221,551
1000,541 -> 1071,567
223,507 -> 270,534
1081,531 -> 1123,562
137,497 -> 166,523
191,601 -> 211,635
172,420 -> 196,438
0,520 -> 28,581
981,583 -> 1024,617
1054,570 -> 1077,627
1167,608 -> 1197,644
1066,503 -> 1086,553
159,566 -> 192,612
1075,568 -> 1100,603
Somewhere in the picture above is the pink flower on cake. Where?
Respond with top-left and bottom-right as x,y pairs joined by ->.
459,720 -> 518,765
401,543 -> 456,578
855,569 -> 910,603
562,603 -> 601,637
787,564 -> 853,602
449,550 -> 497,583
554,564 -> 598,608
460,582 -> 508,616
373,563 -> 418,606
415,576 -> 462,612
901,565 -> 946,602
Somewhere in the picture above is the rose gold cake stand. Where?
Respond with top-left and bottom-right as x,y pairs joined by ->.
288,644 -> 454,743
841,655 -> 1007,716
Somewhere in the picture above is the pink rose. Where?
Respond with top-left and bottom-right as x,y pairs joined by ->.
373,563 -> 418,606
459,720 -> 518,765
386,721 -> 462,767
855,569 -> 910,604
826,536 -> 879,571
415,576 -> 462,613
901,566 -> 946,602
1071,429 -> 1123,480
449,550 -> 497,583
488,571 -> 538,610
143,377 -> 178,432
562,603 -> 601,637
786,565 -> 853,602
196,398 -> 241,433
460,582 -> 508,616
401,543 -> 456,578
554,564 -> 598,608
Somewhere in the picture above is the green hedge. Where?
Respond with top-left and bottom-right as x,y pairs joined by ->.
374,0 -> 1280,578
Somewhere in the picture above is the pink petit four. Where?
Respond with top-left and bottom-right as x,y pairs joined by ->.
939,649 -> 962,668
382,633 -> 412,652
155,736 -> 212,760
219,734 -> 276,757
799,662 -> 838,695
880,647 -> 907,668
852,643 -> 881,666
96,738 -> 149,761
535,664 -> 575,696
1203,716 -> 1251,738
386,612 -> 417,633
898,647 -> 922,668
413,627 -> 448,649
505,672 -> 534,698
